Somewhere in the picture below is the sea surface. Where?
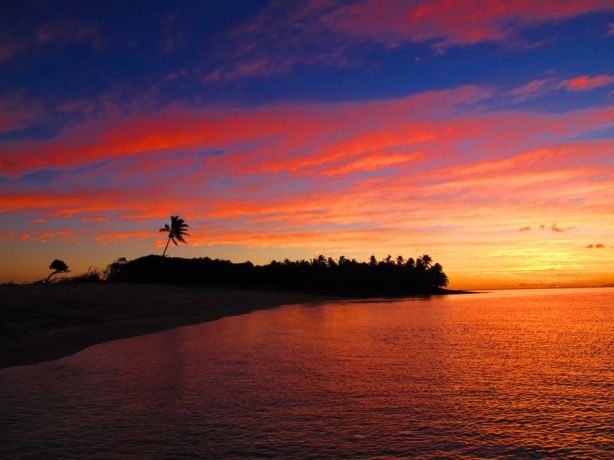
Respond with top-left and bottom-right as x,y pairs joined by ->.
1,288 -> 613,459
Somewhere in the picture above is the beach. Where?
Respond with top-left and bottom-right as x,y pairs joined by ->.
0,283 -> 337,369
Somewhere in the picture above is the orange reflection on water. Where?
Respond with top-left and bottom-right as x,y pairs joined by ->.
1,288 -> 612,458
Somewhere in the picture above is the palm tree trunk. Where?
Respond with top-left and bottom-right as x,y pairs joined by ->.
162,237 -> 171,256
45,270 -> 58,283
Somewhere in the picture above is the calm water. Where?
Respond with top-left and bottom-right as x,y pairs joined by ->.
1,288 -> 613,459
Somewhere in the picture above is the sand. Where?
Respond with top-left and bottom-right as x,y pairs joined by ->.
0,283 -> 338,369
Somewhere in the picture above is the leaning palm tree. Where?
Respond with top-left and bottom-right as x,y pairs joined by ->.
45,259 -> 69,283
159,215 -> 189,256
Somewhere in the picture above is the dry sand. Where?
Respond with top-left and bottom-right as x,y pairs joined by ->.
0,283 -> 338,369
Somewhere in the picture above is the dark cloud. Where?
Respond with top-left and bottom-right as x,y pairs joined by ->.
519,226 -> 531,232
585,243 -> 605,249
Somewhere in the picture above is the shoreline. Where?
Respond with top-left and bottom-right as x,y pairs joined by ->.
0,283 -> 468,370
0,283 -> 340,370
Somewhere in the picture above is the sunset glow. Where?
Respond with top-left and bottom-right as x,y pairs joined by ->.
1,1 -> 613,288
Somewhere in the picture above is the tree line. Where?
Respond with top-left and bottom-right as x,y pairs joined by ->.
105,253 -> 449,295
42,215 -> 450,294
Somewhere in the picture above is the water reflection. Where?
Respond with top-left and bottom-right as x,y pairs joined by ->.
1,288 -> 613,458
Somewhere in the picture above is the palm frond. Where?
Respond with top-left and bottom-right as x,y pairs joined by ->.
160,215 -> 189,255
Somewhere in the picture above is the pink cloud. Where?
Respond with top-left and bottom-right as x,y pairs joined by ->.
203,1 -> 614,82
324,0 -> 614,50
1,83 -> 613,289
558,74 -> 614,91
3,85 -> 613,179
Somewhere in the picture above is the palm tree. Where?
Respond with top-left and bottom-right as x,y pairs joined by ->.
159,215 -> 189,256
45,259 -> 69,283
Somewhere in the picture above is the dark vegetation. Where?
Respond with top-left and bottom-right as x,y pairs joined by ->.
45,259 -> 69,283
43,216 -> 453,295
105,253 -> 450,295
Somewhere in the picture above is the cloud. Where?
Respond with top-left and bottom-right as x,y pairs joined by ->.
201,0 -> 350,83
9,230 -> 75,243
1,85 -> 613,290
508,78 -> 557,101
550,224 -> 576,233
323,0 -> 614,50
586,243 -> 605,248
0,20 -> 99,64
558,74 -> 614,91
519,226 -> 531,232
202,0 -> 614,82
91,231 -> 153,244
2,84 -> 613,177
506,74 -> 614,102
80,216 -> 108,223
537,223 -> 581,233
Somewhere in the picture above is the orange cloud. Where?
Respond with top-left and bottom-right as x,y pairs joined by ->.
91,231 -> 154,243
2,87 -> 613,288
550,224 -> 576,233
322,152 -> 425,176
2,86 -> 612,179
80,216 -> 108,223
10,230 -> 75,242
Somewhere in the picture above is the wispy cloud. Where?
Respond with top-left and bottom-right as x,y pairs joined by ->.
1,84 -> 613,287
508,78 -> 557,102
323,0 -> 614,50
0,20 -> 99,64
10,230 -> 75,243
558,74 -> 614,91
549,224 -> 577,233
506,74 -> 614,103
202,0 -> 614,82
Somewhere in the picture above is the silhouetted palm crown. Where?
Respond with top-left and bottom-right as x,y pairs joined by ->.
45,259 -> 69,283
160,215 -> 189,256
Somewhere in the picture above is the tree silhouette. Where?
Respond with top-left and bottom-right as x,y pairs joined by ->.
108,253 -> 450,293
159,215 -> 189,256
45,259 -> 69,283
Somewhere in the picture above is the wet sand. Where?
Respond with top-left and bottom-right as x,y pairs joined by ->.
0,283 -> 338,369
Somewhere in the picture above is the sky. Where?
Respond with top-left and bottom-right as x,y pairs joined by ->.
0,0 -> 613,289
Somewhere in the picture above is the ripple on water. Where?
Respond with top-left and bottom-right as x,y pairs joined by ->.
1,288 -> 613,458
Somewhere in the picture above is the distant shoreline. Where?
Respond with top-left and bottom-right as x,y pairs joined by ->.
0,283 -> 467,370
